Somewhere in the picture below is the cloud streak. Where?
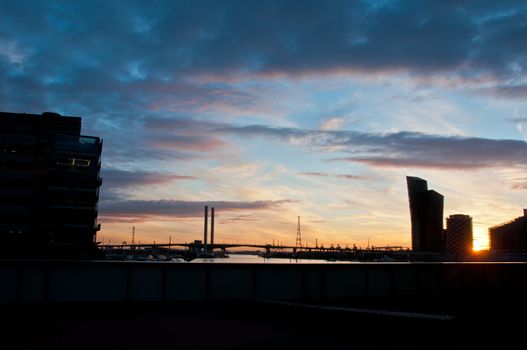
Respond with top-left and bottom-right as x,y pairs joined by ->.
99,199 -> 295,221
300,172 -> 363,180
125,117 -> 527,170
218,124 -> 527,169
102,168 -> 196,189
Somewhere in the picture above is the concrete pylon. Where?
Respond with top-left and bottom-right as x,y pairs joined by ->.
211,207 -> 215,251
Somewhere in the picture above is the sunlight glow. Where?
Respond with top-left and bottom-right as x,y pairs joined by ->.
472,226 -> 489,251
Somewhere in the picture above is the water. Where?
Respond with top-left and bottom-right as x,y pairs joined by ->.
188,253 -> 359,264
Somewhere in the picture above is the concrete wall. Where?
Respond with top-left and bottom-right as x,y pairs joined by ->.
1,261 -> 526,303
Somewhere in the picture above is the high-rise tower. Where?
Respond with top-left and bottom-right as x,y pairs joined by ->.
406,176 -> 444,252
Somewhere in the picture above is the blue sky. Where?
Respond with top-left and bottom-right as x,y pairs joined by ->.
2,0 -> 527,249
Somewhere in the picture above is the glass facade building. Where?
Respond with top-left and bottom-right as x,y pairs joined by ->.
489,210 -> 527,251
0,112 -> 102,258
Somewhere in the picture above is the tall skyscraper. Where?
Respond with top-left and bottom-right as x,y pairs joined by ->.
445,214 -> 473,256
489,210 -> 527,251
0,112 -> 102,258
406,176 -> 444,252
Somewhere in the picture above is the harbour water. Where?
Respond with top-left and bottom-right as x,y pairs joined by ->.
189,253 -> 359,264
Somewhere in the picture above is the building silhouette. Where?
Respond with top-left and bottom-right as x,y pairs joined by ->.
445,214 -> 473,256
489,210 -> 527,251
0,112 -> 102,258
406,176 -> 444,252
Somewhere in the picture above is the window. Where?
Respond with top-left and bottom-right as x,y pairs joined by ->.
56,158 -> 91,167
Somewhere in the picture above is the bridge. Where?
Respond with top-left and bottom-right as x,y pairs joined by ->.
99,241 -> 409,261
100,241 -> 406,252
102,208 -> 408,260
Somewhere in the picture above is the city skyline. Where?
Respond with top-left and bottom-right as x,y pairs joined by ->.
2,1 -> 527,249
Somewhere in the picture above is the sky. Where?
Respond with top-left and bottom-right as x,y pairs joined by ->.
1,0 -> 527,250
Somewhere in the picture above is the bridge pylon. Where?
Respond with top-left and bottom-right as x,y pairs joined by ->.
296,216 -> 302,249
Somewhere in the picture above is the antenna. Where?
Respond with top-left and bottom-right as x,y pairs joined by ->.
132,226 -> 135,245
296,216 -> 302,248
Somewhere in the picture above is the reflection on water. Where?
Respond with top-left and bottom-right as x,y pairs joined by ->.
188,254 -> 358,264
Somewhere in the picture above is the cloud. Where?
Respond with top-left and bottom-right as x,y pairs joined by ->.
1,1 -> 526,88
511,183 -> 527,190
300,172 -> 362,180
219,214 -> 261,224
147,135 -> 226,151
336,174 -> 363,180
320,117 -> 345,130
102,168 -> 196,189
1,1 -> 526,167
483,84 -> 527,99
338,157 -> 490,169
508,117 -> 527,123
124,116 -> 527,170
218,124 -> 527,169
98,114 -> 527,171
140,116 -> 228,152
0,38 -> 26,65
99,199 -> 295,221
300,172 -> 330,177
506,115 -> 527,140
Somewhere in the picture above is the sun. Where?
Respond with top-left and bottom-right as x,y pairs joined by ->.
473,242 -> 485,252
472,226 -> 489,251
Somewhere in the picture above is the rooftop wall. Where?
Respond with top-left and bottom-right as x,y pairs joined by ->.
1,260 -> 525,304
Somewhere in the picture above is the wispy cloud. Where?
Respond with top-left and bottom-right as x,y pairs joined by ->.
320,117 -> 345,130
506,114 -> 527,141
300,172 -> 363,180
482,84 -> 527,99
102,168 -> 196,189
0,38 -> 26,65
219,124 -> 527,169
100,199 -> 295,222
128,117 -> 527,170
511,183 -> 527,190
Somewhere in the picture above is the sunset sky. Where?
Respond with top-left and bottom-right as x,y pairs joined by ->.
1,1 -> 527,249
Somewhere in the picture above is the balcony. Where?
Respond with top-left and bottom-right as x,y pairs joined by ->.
51,134 -> 102,155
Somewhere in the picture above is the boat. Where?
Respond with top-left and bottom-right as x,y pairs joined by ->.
197,253 -> 215,258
